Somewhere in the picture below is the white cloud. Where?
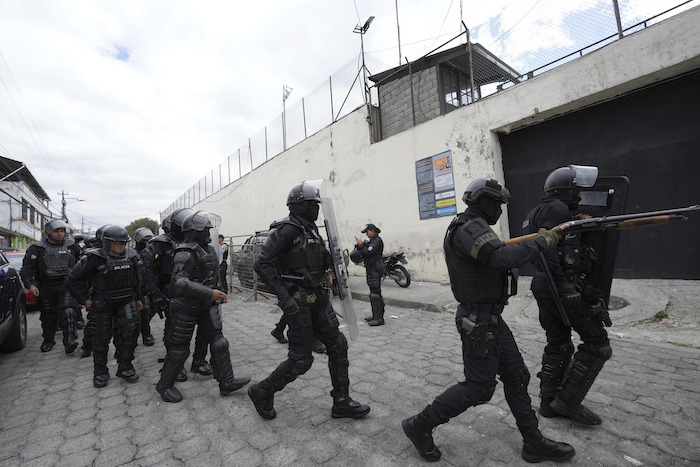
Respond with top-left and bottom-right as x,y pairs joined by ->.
0,0 -> 691,231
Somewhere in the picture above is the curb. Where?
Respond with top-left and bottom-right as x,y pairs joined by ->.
350,291 -> 444,313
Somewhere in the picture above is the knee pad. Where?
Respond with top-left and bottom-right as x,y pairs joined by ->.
327,332 -> 348,358
292,357 -> 314,377
211,335 -> 229,354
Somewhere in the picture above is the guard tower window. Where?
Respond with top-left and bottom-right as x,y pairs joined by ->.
441,64 -> 472,111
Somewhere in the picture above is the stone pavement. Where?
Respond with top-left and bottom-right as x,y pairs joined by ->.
1,277 -> 699,466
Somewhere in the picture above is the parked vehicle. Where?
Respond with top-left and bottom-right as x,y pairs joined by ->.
0,250 -> 28,353
2,249 -> 39,312
232,234 -> 270,291
382,252 -> 411,288
350,249 -> 411,288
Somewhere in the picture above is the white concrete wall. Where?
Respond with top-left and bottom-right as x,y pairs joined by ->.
193,6 -> 700,282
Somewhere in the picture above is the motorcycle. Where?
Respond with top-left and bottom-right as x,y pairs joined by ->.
381,252 -> 411,287
349,248 -> 411,288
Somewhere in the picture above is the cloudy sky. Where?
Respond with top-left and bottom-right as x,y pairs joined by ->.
0,0 -> 690,232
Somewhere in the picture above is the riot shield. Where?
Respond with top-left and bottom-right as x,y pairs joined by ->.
321,197 -> 359,340
575,176 -> 629,307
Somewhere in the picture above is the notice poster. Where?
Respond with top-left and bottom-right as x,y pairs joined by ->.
415,150 -> 457,220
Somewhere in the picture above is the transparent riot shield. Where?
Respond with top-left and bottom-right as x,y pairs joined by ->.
321,197 -> 359,340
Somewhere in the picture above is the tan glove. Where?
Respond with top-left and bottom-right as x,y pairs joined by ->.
537,227 -> 561,249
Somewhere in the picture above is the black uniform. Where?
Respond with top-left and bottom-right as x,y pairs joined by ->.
65,247 -> 141,386
524,196 -> 612,425
141,233 -> 210,375
402,177 -> 574,464
249,211 -> 370,420
21,238 -> 81,352
156,232 -> 248,402
356,232 -> 385,325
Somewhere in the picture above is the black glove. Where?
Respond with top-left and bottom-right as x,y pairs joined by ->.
560,290 -> 581,307
590,298 -> 612,327
280,296 -> 299,315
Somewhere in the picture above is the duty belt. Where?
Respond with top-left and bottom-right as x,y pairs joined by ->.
462,302 -> 505,315
293,291 -> 317,304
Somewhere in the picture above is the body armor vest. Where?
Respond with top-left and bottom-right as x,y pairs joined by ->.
37,239 -> 75,280
273,217 -> 326,285
90,250 -> 135,301
524,200 -> 588,277
176,243 -> 219,287
151,235 -> 175,285
444,215 -> 508,304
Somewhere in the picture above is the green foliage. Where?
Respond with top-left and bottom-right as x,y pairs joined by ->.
125,218 -> 160,238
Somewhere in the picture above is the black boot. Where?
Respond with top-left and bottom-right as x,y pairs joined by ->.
367,293 -> 385,326
271,327 -> 288,344
521,429 -> 575,463
116,363 -> 140,383
157,349 -> 188,403
549,398 -> 602,425
191,360 -> 213,376
330,389 -> 370,419
93,354 -> 110,388
210,336 -> 250,396
248,383 -> 276,419
402,414 -> 441,462
93,371 -> 110,388
142,334 -> 156,346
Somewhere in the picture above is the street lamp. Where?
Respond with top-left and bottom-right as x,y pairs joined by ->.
353,16 -> 374,106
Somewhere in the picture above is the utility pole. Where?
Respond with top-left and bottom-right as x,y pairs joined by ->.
58,190 -> 84,224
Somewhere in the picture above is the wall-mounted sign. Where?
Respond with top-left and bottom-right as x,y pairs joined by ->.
415,150 -> 457,220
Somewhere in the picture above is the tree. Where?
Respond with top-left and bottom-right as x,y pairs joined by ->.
125,218 -> 160,239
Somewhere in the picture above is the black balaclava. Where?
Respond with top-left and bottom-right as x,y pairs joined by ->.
469,195 -> 502,225
289,201 -> 320,229
195,229 -> 211,245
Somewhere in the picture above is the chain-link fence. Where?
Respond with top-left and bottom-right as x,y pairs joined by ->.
162,1 -> 696,219
227,232 -> 272,301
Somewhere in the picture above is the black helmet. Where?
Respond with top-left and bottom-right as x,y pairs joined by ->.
544,164 -> 598,209
85,235 -> 98,248
349,248 -> 363,265
73,234 -> 85,243
102,225 -> 130,257
182,211 -> 213,233
161,213 -> 172,234
134,227 -> 154,243
287,181 -> 321,206
182,211 -> 213,244
544,164 -> 598,193
462,178 -> 511,205
95,224 -> 114,241
169,208 -> 195,242
44,219 -> 69,237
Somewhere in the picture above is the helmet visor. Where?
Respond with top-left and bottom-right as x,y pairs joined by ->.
570,165 -> 598,188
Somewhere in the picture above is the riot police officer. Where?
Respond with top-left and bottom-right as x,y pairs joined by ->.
156,211 -> 249,403
134,227 -> 156,346
21,219 -> 81,353
402,178 -> 575,463
354,223 -> 385,326
141,209 -> 212,380
248,182 -> 370,421
65,225 -> 143,388
523,164 -> 612,426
